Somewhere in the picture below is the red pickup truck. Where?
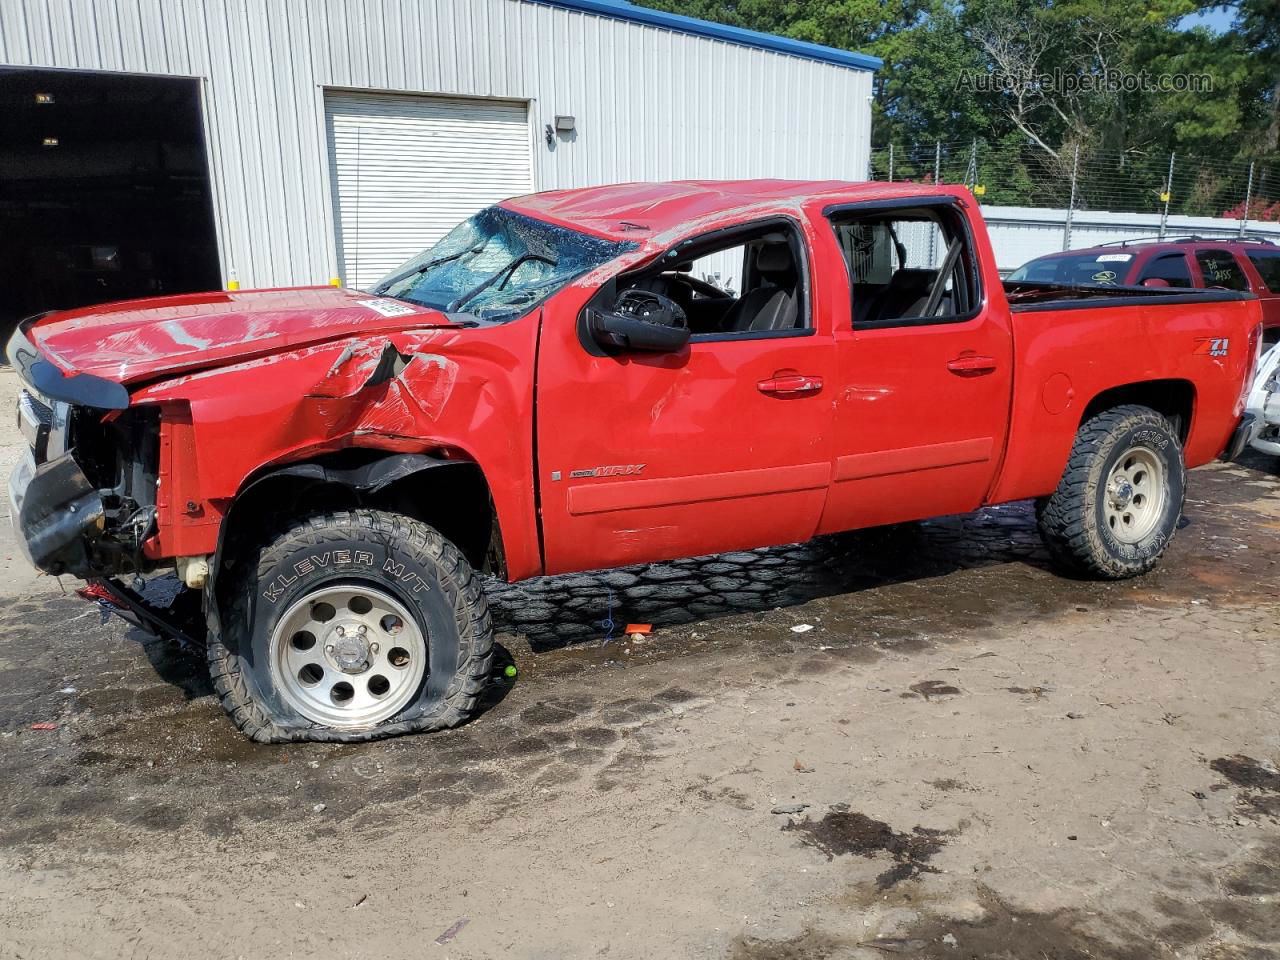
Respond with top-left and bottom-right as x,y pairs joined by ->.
8,181 -> 1261,742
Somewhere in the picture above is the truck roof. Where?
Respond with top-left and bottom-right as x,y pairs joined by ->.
503,180 -> 964,239
1029,236 -> 1280,261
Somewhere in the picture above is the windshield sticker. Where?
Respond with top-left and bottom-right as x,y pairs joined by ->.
1091,270 -> 1119,285
356,298 -> 418,318
1096,254 -> 1133,262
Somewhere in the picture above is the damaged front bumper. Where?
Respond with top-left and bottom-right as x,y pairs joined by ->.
9,317 -> 162,581
8,448 -> 107,577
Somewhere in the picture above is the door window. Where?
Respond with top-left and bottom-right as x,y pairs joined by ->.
1245,248 -> 1280,292
1136,253 -> 1193,288
1195,249 -> 1250,290
612,220 -> 809,339
829,204 -> 980,327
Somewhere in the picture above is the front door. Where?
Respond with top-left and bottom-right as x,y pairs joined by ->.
536,220 -> 836,575
815,198 -> 1014,533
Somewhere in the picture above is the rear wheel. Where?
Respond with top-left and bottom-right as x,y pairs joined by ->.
208,509 -> 493,742
1036,405 -> 1185,579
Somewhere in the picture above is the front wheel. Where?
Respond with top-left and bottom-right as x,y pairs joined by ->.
208,509 -> 494,742
1037,405 -> 1186,579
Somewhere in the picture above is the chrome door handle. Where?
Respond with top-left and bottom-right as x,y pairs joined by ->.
757,374 -> 823,395
947,355 -> 997,375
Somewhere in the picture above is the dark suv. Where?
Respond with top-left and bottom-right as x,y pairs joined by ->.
1009,236 -> 1280,342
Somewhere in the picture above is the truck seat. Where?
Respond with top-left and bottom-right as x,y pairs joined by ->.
865,268 -> 937,322
722,243 -> 799,332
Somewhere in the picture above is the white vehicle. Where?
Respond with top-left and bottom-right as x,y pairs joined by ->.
1246,343 -> 1280,456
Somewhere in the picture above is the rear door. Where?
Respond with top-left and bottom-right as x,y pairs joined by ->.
816,197 -> 1014,533
535,218 -> 836,575
1238,246 -> 1280,340
1192,247 -> 1252,294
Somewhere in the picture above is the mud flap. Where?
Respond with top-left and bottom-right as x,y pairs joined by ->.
1221,414 -> 1257,462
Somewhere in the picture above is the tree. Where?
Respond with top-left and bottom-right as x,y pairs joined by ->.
1234,0 -> 1280,153
638,0 -> 1268,160
637,0 -> 1279,214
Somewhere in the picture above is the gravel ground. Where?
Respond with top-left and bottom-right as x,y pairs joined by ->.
0,361 -> 1277,959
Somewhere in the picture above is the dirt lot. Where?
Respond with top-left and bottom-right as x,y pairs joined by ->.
1,362 -> 1278,959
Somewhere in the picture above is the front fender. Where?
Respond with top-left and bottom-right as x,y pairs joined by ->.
242,452 -> 456,497
209,452 -> 465,582
130,320 -> 543,579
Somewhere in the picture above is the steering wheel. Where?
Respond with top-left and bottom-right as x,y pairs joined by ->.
613,289 -> 688,328
666,273 -> 731,299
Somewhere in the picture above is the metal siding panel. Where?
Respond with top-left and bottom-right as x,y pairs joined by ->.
211,0 -> 261,285
48,0 -> 76,65
51,0 -> 82,67
137,0 -> 169,73
0,0 -> 872,288
439,0 -> 458,92
169,0 -> 198,74
287,0 -> 327,282
400,0 -> 421,92
524,0 -> 882,72
247,0 -> 283,282
119,0 -> 147,70
0,2 -> 33,62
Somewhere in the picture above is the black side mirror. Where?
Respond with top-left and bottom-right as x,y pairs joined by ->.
588,290 -> 691,353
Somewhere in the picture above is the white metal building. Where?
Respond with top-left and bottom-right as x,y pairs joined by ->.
0,0 -> 878,316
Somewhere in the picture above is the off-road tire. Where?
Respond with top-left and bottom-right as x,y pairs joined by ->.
1036,405 -> 1185,579
207,509 -> 493,743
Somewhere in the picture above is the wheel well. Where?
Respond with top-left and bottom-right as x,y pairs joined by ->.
216,452 -> 505,580
1080,379 -> 1195,442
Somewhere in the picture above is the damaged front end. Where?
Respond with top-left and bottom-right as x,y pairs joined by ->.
8,321 -> 159,579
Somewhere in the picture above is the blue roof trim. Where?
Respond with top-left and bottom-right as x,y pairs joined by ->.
529,0 -> 883,72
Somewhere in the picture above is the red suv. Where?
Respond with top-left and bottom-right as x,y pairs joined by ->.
1010,236 -> 1280,342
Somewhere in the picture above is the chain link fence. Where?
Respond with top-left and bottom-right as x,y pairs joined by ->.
869,141 -> 1280,238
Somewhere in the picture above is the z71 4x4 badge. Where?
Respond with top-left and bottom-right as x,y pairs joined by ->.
1194,337 -> 1230,357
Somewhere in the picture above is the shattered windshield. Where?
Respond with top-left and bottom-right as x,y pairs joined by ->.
373,207 -> 633,321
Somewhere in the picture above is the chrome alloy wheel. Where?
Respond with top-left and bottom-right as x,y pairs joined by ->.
269,585 -> 426,727
1103,446 -> 1167,544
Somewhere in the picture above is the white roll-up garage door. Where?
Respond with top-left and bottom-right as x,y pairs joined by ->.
325,91 -> 534,289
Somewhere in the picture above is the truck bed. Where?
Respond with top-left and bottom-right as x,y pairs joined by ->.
1003,280 -> 1258,312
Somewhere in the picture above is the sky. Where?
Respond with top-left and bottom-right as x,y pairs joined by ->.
1179,5 -> 1236,32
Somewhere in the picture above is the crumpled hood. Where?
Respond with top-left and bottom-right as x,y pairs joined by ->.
27,286 -> 461,385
